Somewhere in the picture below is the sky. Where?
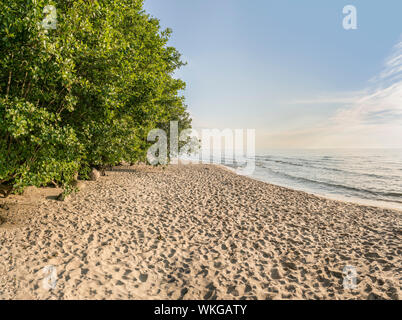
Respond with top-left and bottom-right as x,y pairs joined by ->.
143,0 -> 402,150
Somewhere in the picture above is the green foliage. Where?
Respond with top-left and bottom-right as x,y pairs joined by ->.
0,0 -> 191,192
61,183 -> 78,197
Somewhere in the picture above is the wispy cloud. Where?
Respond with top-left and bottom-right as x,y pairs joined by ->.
372,36 -> 402,84
288,92 -> 361,105
334,37 -> 402,126
287,92 -> 364,105
267,36 -> 402,148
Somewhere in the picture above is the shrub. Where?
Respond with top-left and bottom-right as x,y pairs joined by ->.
0,0 -> 191,193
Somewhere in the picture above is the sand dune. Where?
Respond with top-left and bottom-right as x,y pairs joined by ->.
0,164 -> 400,300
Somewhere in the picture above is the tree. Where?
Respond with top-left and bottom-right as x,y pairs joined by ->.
0,0 -> 191,193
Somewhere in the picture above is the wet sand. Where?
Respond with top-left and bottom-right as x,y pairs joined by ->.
0,164 -> 401,299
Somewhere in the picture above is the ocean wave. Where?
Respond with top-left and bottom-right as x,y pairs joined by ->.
262,167 -> 402,201
258,157 -> 400,180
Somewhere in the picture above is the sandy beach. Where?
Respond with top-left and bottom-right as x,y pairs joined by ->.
0,164 -> 401,300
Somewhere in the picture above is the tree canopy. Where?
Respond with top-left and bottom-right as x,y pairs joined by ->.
0,0 -> 191,192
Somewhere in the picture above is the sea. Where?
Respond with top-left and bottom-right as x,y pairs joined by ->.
222,148 -> 402,211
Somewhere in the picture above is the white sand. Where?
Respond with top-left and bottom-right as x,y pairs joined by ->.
0,164 -> 401,299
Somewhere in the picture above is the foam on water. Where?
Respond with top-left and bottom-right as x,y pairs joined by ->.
224,149 -> 402,210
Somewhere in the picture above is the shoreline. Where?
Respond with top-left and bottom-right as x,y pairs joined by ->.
217,163 -> 402,213
1,164 -> 401,299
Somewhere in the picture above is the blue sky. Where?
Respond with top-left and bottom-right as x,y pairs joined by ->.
144,0 -> 402,150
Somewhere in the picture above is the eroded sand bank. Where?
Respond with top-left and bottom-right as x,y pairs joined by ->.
0,164 -> 401,299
